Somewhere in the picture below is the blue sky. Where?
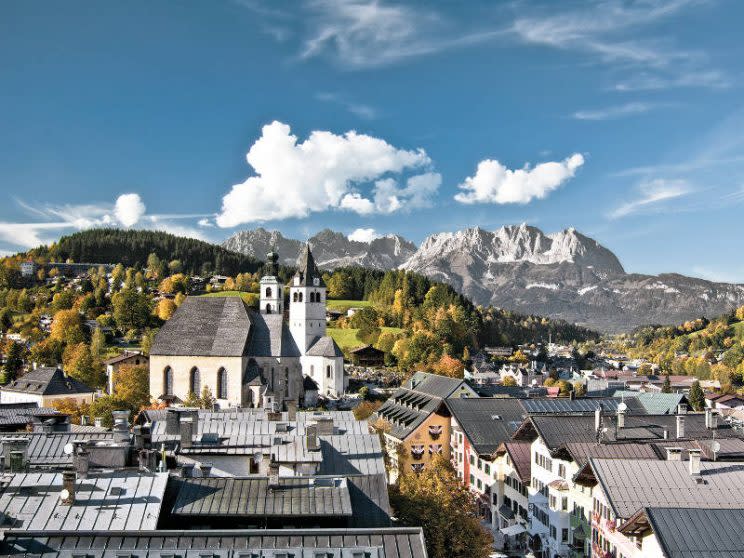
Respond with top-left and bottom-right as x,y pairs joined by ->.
1,0 -> 743,281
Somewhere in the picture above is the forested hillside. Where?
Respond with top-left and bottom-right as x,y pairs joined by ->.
324,266 -> 599,372
619,307 -> 744,390
32,229 -> 262,276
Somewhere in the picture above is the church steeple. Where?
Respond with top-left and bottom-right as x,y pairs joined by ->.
293,244 -> 325,287
289,243 -> 327,353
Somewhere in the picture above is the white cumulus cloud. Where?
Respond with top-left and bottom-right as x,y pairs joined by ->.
216,121 -> 438,227
348,228 -> 381,243
454,153 -> 585,205
114,193 -> 146,227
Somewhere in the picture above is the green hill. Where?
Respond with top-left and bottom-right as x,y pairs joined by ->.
35,228 -> 262,276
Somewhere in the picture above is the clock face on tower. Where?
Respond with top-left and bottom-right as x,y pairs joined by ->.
313,277 -> 320,286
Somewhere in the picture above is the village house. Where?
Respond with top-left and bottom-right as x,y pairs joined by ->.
0,367 -> 95,407
104,350 -> 148,394
374,371 -> 476,482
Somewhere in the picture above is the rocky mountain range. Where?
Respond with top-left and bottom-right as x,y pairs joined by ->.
223,224 -> 744,333
222,228 -> 417,270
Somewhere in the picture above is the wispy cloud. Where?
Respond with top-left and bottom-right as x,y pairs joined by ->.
0,195 -> 210,250
316,91 -> 378,119
295,0 -> 506,68
572,102 -> 659,121
613,69 -> 730,91
608,178 -> 692,219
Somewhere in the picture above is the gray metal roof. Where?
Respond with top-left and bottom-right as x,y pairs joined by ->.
523,413 -> 743,451
375,387 -> 443,440
150,297 -> 252,357
645,507 -> 744,558
564,442 -> 660,467
2,368 -> 94,397
2,432 -> 114,467
590,458 -> 744,519
306,336 -> 344,358
246,312 -> 300,358
613,391 -> 688,415
406,371 -> 468,399
0,471 -> 168,531
0,527 -> 427,557
446,398 -> 526,455
172,477 -> 353,518
0,405 -> 59,428
519,397 -> 645,415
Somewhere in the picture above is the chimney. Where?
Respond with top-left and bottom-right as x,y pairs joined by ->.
201,462 -> 212,478
138,449 -> 151,471
80,415 -> 89,426
94,417 -> 103,429
689,448 -> 702,475
180,463 -> 194,478
306,424 -> 320,451
41,419 -> 54,434
665,447 -> 683,461
286,400 -> 297,421
268,461 -> 280,490
677,403 -> 687,415
595,406 -> 602,432
316,417 -> 334,436
261,453 -> 271,476
165,409 -> 180,435
0,455 -> 5,473
676,415 -> 685,439
74,447 -> 90,479
180,416 -> 194,449
112,410 -> 130,444
61,471 -> 76,505
705,408 -> 718,430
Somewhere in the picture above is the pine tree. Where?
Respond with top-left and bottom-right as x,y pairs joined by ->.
688,380 -> 705,411
662,373 -> 672,393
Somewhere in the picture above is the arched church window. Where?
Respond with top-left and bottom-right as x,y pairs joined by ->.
284,367 -> 290,397
266,303 -> 272,314
299,292 -> 303,302
163,366 -> 173,395
293,292 -> 298,302
326,365 -> 332,378
266,287 -> 272,297
189,367 -> 200,395
217,368 -> 228,399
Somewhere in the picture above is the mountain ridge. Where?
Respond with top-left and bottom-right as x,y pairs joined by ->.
222,224 -> 744,333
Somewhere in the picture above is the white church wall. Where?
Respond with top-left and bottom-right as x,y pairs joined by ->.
149,354 -> 245,407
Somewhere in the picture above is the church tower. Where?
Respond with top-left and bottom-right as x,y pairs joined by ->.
289,244 -> 326,354
259,249 -> 283,315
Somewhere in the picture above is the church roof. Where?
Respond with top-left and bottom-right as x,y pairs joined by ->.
151,296 -> 252,357
306,336 -> 344,358
294,244 -> 325,287
247,311 -> 300,357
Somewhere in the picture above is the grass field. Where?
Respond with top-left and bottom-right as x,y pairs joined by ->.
327,326 -> 403,350
326,299 -> 372,311
200,290 -> 258,305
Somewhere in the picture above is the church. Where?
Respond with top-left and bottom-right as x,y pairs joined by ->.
148,245 -> 346,409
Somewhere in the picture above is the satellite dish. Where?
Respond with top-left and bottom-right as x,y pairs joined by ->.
63,443 -> 74,455
60,488 -> 70,501
711,440 -> 721,453
617,402 -> 628,412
